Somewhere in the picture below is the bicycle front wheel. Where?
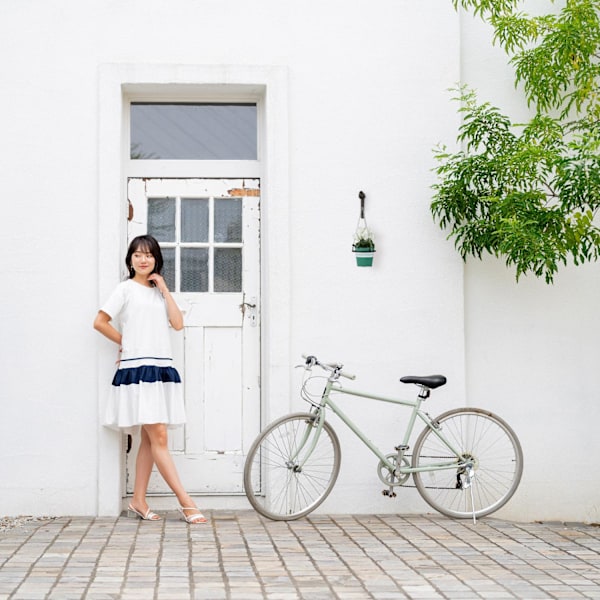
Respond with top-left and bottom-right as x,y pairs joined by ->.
243,412 -> 341,521
412,408 -> 523,519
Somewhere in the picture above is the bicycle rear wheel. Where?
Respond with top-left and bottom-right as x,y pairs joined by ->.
243,412 -> 341,520
412,408 -> 523,519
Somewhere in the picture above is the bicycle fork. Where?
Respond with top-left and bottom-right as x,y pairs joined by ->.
285,411 -> 324,473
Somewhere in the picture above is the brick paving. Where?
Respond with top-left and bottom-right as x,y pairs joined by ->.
1,511 -> 600,599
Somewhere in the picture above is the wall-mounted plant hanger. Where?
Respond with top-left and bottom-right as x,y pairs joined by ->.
352,190 -> 375,267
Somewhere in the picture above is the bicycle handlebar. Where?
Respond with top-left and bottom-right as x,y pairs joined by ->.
301,354 -> 357,380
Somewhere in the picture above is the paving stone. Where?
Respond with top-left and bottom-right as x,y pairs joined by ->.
1,513 -> 600,598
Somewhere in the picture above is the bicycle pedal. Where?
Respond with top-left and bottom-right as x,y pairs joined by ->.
381,489 -> 397,498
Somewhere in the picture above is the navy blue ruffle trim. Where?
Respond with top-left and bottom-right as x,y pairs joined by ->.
112,365 -> 182,387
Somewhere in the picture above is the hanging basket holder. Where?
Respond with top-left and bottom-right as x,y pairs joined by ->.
352,191 -> 375,265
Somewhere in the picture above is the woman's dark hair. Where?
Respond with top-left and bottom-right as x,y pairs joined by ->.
125,235 -> 163,279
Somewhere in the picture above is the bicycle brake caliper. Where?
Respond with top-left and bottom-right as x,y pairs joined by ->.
426,413 -> 440,430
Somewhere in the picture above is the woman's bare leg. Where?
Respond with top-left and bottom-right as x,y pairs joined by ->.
130,428 -> 160,519
142,423 -> 203,520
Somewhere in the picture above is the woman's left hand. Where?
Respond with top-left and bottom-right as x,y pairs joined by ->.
149,273 -> 184,330
148,273 -> 169,295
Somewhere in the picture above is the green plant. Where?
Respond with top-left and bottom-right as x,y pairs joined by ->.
353,229 -> 375,251
432,0 -> 600,283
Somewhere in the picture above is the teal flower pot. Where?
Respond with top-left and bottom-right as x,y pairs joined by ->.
353,248 -> 375,267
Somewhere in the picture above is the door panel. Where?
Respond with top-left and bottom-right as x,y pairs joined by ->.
126,178 -> 260,495
204,328 -> 243,450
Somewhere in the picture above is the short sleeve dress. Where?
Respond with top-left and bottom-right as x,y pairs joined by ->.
101,279 -> 186,433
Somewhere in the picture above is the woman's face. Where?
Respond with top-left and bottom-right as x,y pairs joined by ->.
130,247 -> 156,277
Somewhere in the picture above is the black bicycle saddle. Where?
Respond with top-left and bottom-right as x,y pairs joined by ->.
400,375 -> 447,389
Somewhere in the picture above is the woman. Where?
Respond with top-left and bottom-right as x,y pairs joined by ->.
94,235 -> 206,524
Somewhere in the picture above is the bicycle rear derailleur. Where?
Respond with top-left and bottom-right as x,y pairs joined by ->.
456,464 -> 475,489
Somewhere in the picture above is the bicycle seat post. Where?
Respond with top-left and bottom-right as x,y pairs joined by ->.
418,385 -> 431,400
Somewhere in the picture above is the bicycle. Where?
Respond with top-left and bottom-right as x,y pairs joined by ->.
243,355 -> 523,523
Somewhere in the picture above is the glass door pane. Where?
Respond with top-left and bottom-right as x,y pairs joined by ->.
148,198 -> 176,242
181,248 -> 209,292
214,248 -> 242,292
161,248 -> 176,292
215,199 -> 242,243
182,198 -> 209,243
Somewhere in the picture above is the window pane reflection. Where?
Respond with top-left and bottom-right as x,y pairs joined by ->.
215,199 -> 242,243
215,248 -> 242,292
182,198 -> 209,243
181,248 -> 209,292
148,198 -> 175,242
161,248 -> 176,292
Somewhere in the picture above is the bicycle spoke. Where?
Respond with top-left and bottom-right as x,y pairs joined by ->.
243,413 -> 341,520
413,409 -> 523,519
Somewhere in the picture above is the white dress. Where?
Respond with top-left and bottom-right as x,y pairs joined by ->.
101,279 -> 186,433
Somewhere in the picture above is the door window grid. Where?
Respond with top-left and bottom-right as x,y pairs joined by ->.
148,195 -> 243,293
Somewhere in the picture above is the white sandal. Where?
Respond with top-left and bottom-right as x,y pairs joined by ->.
128,503 -> 161,521
178,505 -> 208,524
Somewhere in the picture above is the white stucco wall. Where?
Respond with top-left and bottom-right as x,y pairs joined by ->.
1,0 -> 595,522
460,6 -> 600,523
285,4 -> 464,516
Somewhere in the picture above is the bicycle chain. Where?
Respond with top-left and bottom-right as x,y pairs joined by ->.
384,482 -> 457,490
391,453 -> 460,490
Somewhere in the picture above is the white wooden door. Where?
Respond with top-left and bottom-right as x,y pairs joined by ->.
126,178 -> 260,494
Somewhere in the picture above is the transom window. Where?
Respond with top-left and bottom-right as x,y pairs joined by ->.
148,196 -> 243,293
130,103 -> 257,160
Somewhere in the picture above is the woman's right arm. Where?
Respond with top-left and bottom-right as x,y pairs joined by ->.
93,310 -> 122,346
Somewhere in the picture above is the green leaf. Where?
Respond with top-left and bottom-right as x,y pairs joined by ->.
433,1 -> 600,283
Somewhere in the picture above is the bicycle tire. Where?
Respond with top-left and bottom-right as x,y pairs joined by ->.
412,407 -> 523,519
243,412 -> 341,521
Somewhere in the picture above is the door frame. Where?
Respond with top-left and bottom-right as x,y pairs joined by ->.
97,64 -> 290,515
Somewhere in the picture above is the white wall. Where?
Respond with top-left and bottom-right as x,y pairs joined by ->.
2,0 -> 594,522
460,6 -> 600,522
0,5 -> 101,516
285,5 -> 465,515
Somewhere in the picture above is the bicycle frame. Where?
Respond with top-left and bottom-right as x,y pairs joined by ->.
244,357 -> 522,523
299,375 -> 467,476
